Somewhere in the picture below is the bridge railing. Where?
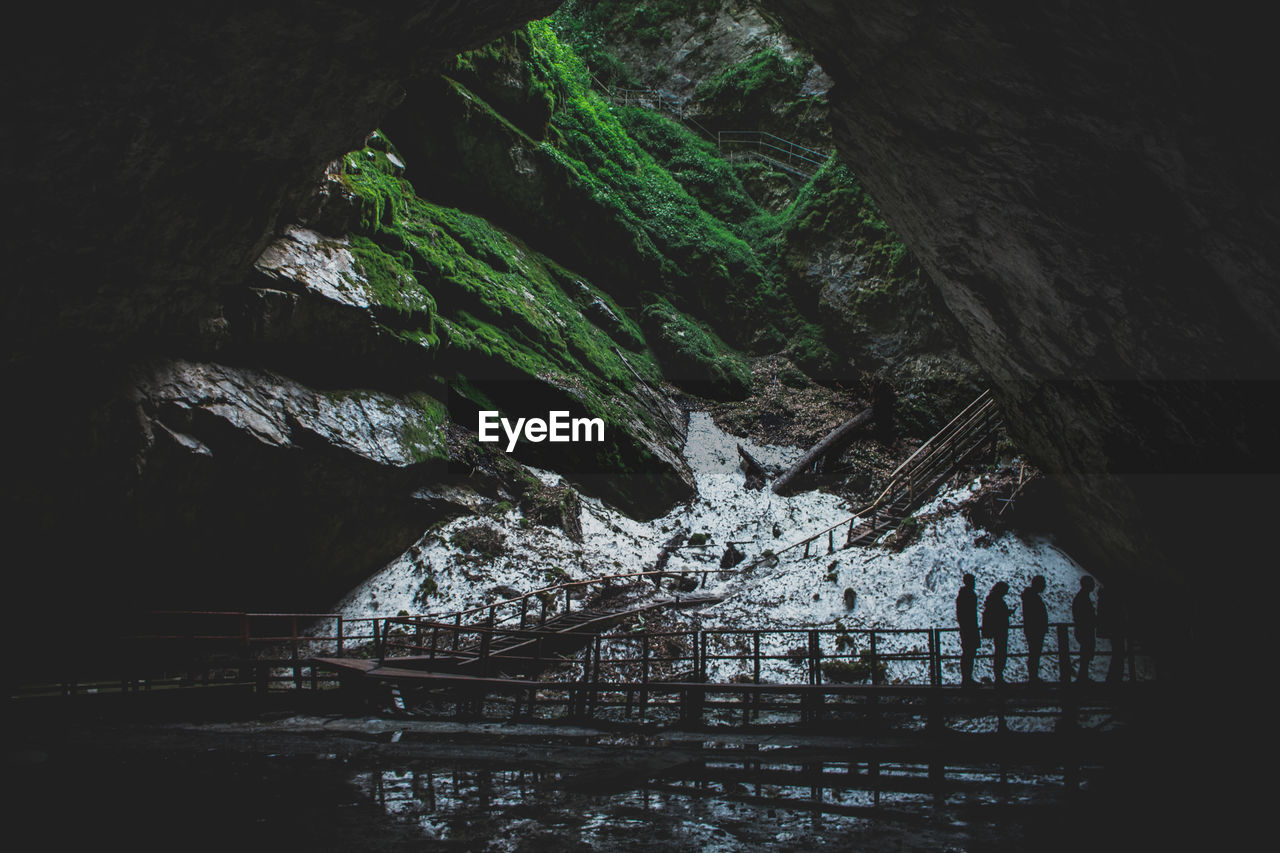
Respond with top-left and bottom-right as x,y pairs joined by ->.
15,605 -> 1151,701
716,130 -> 829,177
371,617 -> 1152,689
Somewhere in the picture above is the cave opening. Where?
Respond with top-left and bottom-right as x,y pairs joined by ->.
5,1 -> 1275,847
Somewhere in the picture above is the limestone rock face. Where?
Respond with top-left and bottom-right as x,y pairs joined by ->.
108,359 -> 455,610
760,0 -> 1280,604
134,360 -> 444,469
254,227 -> 375,313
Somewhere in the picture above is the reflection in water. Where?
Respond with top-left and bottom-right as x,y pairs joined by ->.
352,754 -> 1095,851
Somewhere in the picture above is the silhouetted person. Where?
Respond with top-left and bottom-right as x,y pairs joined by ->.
1098,583 -> 1127,683
1073,576 -> 1097,681
956,573 -> 979,687
982,581 -> 1012,686
1021,575 -> 1048,683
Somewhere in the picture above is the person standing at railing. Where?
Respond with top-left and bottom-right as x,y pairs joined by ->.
1021,575 -> 1049,684
982,582 -> 1013,686
956,573 -> 980,688
1072,576 -> 1098,682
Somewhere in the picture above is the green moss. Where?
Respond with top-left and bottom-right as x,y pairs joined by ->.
552,1 -> 722,71
413,575 -> 438,608
641,298 -> 751,400
781,157 -> 919,288
617,106 -> 761,226
523,21 -> 769,331
400,393 -> 450,464
694,48 -> 810,122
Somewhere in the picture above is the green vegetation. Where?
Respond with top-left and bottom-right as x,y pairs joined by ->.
413,575 -> 438,608
400,393 -> 450,464
695,48 -> 809,119
335,129 -> 702,499
616,105 -> 761,225
781,158 -> 916,286
687,531 -> 710,546
641,298 -> 751,399
523,21 -> 768,320
551,0 -> 721,84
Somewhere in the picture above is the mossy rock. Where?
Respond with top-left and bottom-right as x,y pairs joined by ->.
641,298 -> 751,400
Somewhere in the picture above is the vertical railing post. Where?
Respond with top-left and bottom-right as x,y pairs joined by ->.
291,615 -> 301,691
870,630 -> 880,685
809,630 -> 821,686
590,635 -> 602,718
753,631 -> 762,720
479,627 -> 491,678
640,634 -> 650,721
520,598 -> 528,630
929,628 -> 942,687
453,613 -> 461,651
373,618 -> 382,662
336,616 -> 344,658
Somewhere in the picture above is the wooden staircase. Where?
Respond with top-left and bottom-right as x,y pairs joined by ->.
349,592 -> 722,679
779,390 -> 1003,559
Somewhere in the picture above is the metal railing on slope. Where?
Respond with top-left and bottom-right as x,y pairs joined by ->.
771,390 -> 1002,561
591,76 -> 828,173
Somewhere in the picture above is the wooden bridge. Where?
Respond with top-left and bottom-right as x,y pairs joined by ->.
316,614 -> 1148,732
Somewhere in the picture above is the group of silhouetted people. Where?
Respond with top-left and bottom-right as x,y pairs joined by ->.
955,573 -> 1127,687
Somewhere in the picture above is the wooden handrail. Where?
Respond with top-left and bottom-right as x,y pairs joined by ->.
773,390 -> 1001,558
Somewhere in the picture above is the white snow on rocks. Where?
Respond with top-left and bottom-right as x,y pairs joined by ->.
327,411 -> 1100,683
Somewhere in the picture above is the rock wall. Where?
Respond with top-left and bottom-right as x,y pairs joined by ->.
759,0 -> 1280,622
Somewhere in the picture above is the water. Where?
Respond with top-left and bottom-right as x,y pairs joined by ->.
12,721 -> 1122,852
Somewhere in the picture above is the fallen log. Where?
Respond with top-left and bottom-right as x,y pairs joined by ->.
737,444 -> 767,490
649,530 -> 687,586
771,407 -> 874,495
